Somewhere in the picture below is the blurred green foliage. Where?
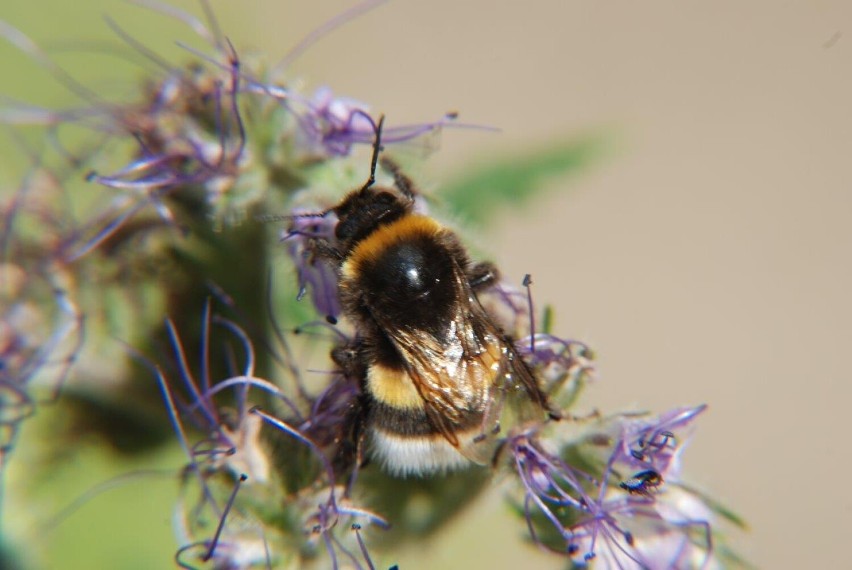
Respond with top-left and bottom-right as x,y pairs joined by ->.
438,133 -> 608,228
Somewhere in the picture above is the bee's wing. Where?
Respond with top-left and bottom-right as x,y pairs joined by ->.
459,311 -> 551,464
383,261 -> 548,464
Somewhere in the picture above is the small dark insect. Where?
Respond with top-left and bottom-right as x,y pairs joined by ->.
301,116 -> 554,476
619,469 -> 663,497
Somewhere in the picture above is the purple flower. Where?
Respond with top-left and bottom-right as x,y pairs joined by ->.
285,86 -> 468,160
84,44 -> 249,224
518,332 -> 596,403
281,208 -> 342,322
507,405 -> 716,568
606,405 -> 708,480
292,87 -> 376,158
0,181 -> 84,470
0,273 -> 82,468
144,303 -> 380,568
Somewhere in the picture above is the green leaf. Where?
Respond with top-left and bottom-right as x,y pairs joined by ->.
676,482 -> 750,530
437,132 -> 610,227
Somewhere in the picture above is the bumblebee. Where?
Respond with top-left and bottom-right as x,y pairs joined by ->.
308,118 -> 553,476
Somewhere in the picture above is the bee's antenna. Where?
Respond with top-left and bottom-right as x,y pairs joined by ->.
255,213 -> 294,223
256,210 -> 331,224
361,114 -> 385,192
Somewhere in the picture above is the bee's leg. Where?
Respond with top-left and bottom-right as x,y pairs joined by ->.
467,261 -> 500,292
546,405 -> 564,421
380,156 -> 417,200
502,340 -> 564,422
346,409 -> 371,495
330,337 -> 371,490
308,237 -> 344,264
331,340 -> 368,382
337,395 -> 371,497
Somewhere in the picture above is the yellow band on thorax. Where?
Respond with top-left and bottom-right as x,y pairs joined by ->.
341,215 -> 443,281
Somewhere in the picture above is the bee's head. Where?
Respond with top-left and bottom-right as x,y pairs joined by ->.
333,185 -> 412,246
332,114 -> 416,248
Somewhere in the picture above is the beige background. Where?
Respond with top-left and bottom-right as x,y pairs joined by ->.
5,1 -> 852,568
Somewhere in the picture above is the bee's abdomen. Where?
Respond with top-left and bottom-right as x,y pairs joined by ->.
369,429 -> 477,476
369,401 -> 482,437
368,404 -> 484,476
366,365 -> 485,476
